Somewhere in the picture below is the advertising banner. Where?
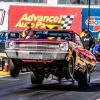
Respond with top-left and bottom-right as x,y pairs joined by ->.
9,6 -> 82,34
82,8 -> 100,39
0,8 -> 8,31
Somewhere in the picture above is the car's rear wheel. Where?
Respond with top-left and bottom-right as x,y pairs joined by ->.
78,67 -> 91,87
9,59 -> 21,78
30,71 -> 44,84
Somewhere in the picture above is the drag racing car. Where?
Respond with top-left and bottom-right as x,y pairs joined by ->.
5,29 -> 96,87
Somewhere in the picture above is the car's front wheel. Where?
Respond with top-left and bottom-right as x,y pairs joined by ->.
9,59 -> 21,78
78,67 -> 91,87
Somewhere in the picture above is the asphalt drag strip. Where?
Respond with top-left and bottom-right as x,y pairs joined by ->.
0,63 -> 100,100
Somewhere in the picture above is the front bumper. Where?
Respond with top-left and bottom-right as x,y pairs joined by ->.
5,50 -> 68,60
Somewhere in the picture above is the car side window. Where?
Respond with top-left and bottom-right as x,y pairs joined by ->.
75,33 -> 83,45
0,32 -> 7,39
0,32 -> 2,38
10,32 -> 20,39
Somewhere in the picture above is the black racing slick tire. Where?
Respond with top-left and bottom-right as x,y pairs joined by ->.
9,59 -> 21,78
30,71 -> 44,84
78,67 -> 91,87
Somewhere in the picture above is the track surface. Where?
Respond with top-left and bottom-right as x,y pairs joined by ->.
0,63 -> 100,100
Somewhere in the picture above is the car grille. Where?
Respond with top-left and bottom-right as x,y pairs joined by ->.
17,42 -> 60,51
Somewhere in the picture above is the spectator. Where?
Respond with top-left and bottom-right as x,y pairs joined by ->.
93,39 -> 100,61
80,29 -> 85,38
98,32 -> 100,41
81,29 -> 95,52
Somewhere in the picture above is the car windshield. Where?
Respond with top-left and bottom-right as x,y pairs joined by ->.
9,32 -> 20,39
32,30 -> 74,41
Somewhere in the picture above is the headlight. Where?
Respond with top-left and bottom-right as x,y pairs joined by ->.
59,43 -> 68,50
9,42 -> 16,49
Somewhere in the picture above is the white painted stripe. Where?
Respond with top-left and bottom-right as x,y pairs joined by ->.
0,72 -> 30,78
90,77 -> 100,82
96,99 -> 100,100
96,62 -> 100,64
92,78 -> 100,81
0,75 -> 10,78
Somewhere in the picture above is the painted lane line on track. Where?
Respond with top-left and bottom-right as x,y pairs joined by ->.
0,75 -> 10,78
96,62 -> 100,64
0,72 -> 30,78
91,77 -> 100,82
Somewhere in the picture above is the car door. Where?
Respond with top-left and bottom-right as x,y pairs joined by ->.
75,33 -> 84,49
74,33 -> 96,71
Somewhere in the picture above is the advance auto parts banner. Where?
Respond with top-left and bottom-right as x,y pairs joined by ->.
9,6 -> 82,34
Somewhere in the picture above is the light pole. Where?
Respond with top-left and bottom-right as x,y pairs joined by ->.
88,0 -> 90,30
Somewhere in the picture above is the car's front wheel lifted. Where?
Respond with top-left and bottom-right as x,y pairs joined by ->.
30,71 -> 44,84
9,59 -> 21,78
78,67 -> 91,87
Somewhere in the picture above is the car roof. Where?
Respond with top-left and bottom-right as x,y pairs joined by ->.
0,30 -> 22,33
